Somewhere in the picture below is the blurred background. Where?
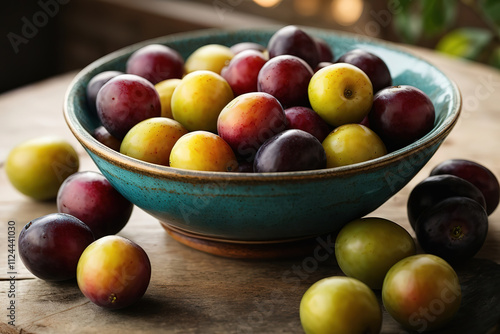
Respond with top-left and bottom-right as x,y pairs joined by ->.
2,0 -> 499,93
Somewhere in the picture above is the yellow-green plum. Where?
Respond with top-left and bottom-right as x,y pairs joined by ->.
300,276 -> 382,334
155,78 -> 182,119
184,44 -> 234,74
308,63 -> 373,127
6,136 -> 79,200
169,131 -> 238,172
322,124 -> 386,168
120,117 -> 188,166
335,217 -> 416,289
382,254 -> 461,332
77,236 -> 151,309
171,70 -> 234,132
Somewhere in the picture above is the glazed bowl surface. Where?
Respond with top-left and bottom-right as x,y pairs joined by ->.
63,27 -> 461,242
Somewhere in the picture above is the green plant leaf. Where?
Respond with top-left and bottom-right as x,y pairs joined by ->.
489,47 -> 500,68
392,0 -> 457,43
479,0 -> 500,36
436,28 -> 493,60
421,0 -> 457,37
393,0 -> 423,43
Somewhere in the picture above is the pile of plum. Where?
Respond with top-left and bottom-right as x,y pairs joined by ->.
88,25 -> 436,173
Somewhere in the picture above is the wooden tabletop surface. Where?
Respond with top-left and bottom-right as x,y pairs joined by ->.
1,42 -> 500,334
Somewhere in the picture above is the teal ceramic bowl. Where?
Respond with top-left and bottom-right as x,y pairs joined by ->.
63,27 -> 461,242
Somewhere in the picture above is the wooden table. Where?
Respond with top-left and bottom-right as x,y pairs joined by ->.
1,43 -> 500,334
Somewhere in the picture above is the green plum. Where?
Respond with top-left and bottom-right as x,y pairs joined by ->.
6,136 -> 79,200
308,63 -> 373,127
120,117 -> 188,166
300,276 -> 382,334
169,131 -> 238,172
171,70 -> 234,132
382,254 -> 461,332
322,124 -> 387,168
335,217 -> 416,289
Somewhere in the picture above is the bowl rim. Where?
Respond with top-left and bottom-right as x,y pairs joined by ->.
63,27 -> 462,182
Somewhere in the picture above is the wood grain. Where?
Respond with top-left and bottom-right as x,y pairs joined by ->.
1,45 -> 500,333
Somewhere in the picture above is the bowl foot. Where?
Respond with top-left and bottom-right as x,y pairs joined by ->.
160,222 -> 325,259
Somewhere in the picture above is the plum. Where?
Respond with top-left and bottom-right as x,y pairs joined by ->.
126,44 -> 184,85
229,41 -> 266,55
322,124 -> 387,168
415,197 -> 488,263
120,117 -> 188,166
300,276 -> 382,334
169,131 -> 238,172
6,136 -> 79,200
407,174 -> 487,229
221,49 -> 267,96
369,85 -> 435,151
18,213 -> 95,281
171,70 -> 234,132
155,78 -> 182,119
267,25 -> 320,69
93,125 -> 121,151
96,74 -> 161,139
314,37 -> 334,63
308,63 -> 373,127
184,44 -> 234,74
86,70 -> 123,114
253,129 -> 326,173
257,55 -> 313,108
217,92 -> 287,161
77,236 -> 151,309
57,171 -> 133,239
284,106 -> 331,142
382,254 -> 462,332
335,217 -> 416,289
336,49 -> 391,93
430,159 -> 500,215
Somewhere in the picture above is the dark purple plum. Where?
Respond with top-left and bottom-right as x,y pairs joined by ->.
336,49 -> 391,93
230,42 -> 266,55
126,44 -> 184,84
237,159 -> 254,173
96,74 -> 161,139
415,196 -> 488,263
314,37 -> 334,63
369,85 -> 435,151
267,25 -> 320,69
86,71 -> 123,114
257,55 -> 313,108
57,171 -> 133,239
221,50 -> 267,96
430,159 -> 500,215
18,213 -> 95,281
284,106 -> 331,142
254,129 -> 326,173
93,125 -> 121,151
407,174 -> 487,229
